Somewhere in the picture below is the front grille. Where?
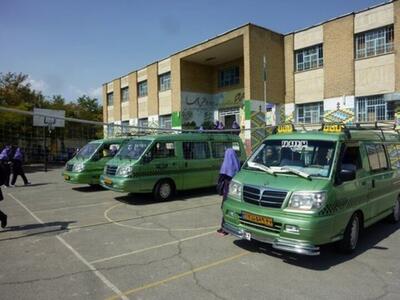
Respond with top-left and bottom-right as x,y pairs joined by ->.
66,164 -> 73,172
106,165 -> 118,176
243,185 -> 287,208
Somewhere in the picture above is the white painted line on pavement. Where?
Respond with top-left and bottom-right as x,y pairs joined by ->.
33,201 -> 113,213
8,193 -> 129,300
90,230 -> 216,264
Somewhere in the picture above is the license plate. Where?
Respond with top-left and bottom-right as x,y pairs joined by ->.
242,212 -> 273,227
64,175 -> 70,180
104,178 -> 112,185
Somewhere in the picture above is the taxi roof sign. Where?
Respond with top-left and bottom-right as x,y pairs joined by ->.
274,123 -> 295,134
321,123 -> 344,133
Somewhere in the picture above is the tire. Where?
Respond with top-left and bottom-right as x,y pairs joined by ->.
388,198 -> 400,223
153,180 -> 174,201
337,213 -> 361,254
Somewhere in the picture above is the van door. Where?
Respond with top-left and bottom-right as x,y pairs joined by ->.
146,141 -> 182,189
364,143 -> 394,219
335,144 -> 372,225
182,141 -> 213,189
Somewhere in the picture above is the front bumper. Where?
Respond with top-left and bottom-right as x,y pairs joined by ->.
62,171 -> 100,185
222,222 -> 320,256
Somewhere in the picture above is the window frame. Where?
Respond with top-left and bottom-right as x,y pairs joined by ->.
211,142 -> 241,159
150,141 -> 176,159
355,95 -> 394,122
159,114 -> 172,129
365,143 -> 389,172
296,102 -> 324,124
159,72 -> 171,92
138,80 -> 148,98
121,87 -> 129,103
295,44 -> 323,72
106,92 -> 114,106
355,25 -> 394,59
183,142 -> 211,160
218,66 -> 240,88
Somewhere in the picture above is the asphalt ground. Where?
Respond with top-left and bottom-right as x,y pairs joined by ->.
0,167 -> 400,300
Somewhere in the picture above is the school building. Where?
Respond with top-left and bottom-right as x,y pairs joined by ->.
103,1 -> 400,151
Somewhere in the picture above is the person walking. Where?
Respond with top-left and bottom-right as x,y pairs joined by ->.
0,163 -> 8,228
10,147 -> 30,186
0,145 -> 12,187
231,121 -> 240,135
217,148 -> 240,235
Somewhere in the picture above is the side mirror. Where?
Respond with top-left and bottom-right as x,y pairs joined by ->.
339,169 -> 356,182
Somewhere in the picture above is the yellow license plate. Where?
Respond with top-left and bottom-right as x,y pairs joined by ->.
242,212 -> 273,227
104,178 -> 112,185
64,175 -> 70,180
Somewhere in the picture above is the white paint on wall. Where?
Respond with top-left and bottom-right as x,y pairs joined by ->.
129,118 -> 138,126
121,102 -> 129,120
121,76 -> 129,88
158,58 -> 171,74
244,120 -> 251,139
148,115 -> 159,127
324,96 -> 355,111
106,82 -> 114,93
107,107 -> 114,122
159,90 -> 172,115
295,68 -> 324,103
137,68 -> 147,82
294,25 -> 323,50
355,53 -> 395,96
355,3 -> 393,34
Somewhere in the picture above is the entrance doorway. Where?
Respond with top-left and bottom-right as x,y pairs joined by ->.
219,108 -> 240,129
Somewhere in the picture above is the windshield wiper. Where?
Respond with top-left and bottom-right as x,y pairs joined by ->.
277,166 -> 311,180
247,162 -> 275,175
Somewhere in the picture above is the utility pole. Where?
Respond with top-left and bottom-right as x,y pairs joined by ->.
263,55 -> 267,124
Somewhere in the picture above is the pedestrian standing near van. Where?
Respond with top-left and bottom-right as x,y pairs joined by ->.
232,121 -> 240,135
217,148 -> 240,235
0,163 -> 8,228
0,145 -> 12,187
10,147 -> 30,186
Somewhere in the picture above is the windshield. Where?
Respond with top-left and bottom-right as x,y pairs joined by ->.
75,143 -> 100,159
247,139 -> 336,178
116,140 -> 151,160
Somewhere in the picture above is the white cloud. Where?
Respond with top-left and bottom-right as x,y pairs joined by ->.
26,78 -> 49,93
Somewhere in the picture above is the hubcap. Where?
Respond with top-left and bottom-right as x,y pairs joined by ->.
159,183 -> 171,199
350,217 -> 359,249
394,200 -> 400,222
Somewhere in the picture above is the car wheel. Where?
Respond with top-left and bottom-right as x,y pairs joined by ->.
337,213 -> 361,254
154,180 -> 174,201
388,198 -> 400,223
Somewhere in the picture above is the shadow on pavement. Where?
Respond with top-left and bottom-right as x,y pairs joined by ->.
72,185 -> 106,192
0,221 -> 76,242
24,164 -> 64,174
114,187 -> 218,205
15,183 -> 53,188
233,220 -> 400,270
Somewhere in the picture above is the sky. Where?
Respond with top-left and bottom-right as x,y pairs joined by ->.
0,0 -> 385,102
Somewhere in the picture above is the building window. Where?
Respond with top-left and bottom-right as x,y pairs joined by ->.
138,81 -> 148,97
355,25 -> 394,59
138,118 -> 148,128
159,72 -> 171,92
121,87 -> 129,102
107,92 -> 114,106
296,102 -> 323,124
121,120 -> 129,134
159,114 -> 172,129
356,95 -> 394,122
295,44 -> 323,72
218,66 -> 239,88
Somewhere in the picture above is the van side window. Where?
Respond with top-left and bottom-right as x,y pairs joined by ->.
151,142 -> 175,159
341,146 -> 362,171
386,144 -> 400,169
212,142 -> 241,158
365,144 -> 388,171
183,142 -> 210,160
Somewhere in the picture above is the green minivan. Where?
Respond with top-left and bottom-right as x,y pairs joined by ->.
222,124 -> 400,255
100,133 -> 246,200
63,138 -> 128,186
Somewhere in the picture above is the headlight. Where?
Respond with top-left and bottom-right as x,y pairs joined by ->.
228,180 -> 242,201
72,163 -> 84,172
287,191 -> 326,212
116,165 -> 133,177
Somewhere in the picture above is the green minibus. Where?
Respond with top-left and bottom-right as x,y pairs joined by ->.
100,133 -> 246,200
222,123 -> 400,255
63,138 -> 128,186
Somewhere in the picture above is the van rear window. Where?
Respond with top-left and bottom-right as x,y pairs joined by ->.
365,144 -> 388,171
212,142 -> 241,158
183,142 -> 210,160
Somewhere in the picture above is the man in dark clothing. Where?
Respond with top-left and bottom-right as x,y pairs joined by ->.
11,147 -> 30,186
0,145 -> 12,187
0,163 -> 8,228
